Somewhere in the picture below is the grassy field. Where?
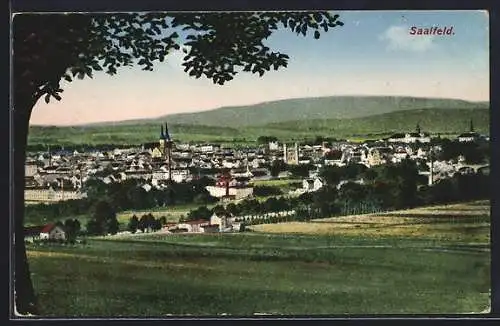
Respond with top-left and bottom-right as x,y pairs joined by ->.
24,202 -> 213,229
116,203 -> 216,225
249,200 -> 490,243
252,178 -> 302,187
26,200 -> 490,316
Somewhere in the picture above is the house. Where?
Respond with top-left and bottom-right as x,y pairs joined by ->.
457,119 -> 485,143
367,147 -> 392,166
268,141 -> 279,151
206,174 -> 254,200
323,149 -> 344,166
387,124 -> 431,144
176,220 -> 209,233
302,177 -> 324,192
210,213 -> 227,231
161,223 -> 178,232
457,131 -> 483,143
38,224 -> 67,241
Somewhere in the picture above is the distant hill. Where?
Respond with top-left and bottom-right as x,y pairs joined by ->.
258,108 -> 490,137
84,96 -> 489,128
28,107 -> 489,147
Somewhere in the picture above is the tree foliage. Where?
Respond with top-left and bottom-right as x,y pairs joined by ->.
14,12 -> 343,106
128,214 -> 139,233
86,200 -> 119,235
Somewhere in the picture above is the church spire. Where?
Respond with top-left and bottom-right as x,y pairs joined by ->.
469,119 -> 474,132
160,125 -> 165,140
165,122 -> 171,141
416,122 -> 421,134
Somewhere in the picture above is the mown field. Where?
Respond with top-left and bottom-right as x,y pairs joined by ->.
26,200 -> 490,316
249,200 -> 491,243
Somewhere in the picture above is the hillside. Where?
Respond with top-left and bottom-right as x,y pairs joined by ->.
259,108 -> 490,136
28,108 -> 489,147
83,96 -> 489,128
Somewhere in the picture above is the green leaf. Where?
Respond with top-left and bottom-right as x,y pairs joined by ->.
44,94 -> 50,104
314,30 -> 320,39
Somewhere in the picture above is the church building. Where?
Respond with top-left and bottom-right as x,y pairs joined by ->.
152,123 -> 175,181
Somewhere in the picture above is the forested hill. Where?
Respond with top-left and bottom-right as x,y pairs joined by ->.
79,96 -> 489,128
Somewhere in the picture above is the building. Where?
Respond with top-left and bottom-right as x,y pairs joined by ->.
39,224 -> 67,241
387,124 -> 431,144
25,186 -> 86,203
457,119 -> 484,143
210,213 -> 229,231
268,141 -> 279,151
367,147 -> 392,166
152,123 -> 175,181
283,143 -> 299,165
302,177 -> 324,192
205,173 -> 254,200
176,220 -> 208,233
25,160 -> 40,177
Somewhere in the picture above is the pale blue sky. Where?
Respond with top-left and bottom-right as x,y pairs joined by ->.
30,10 -> 489,125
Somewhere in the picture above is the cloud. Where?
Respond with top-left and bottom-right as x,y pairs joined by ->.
379,25 -> 434,52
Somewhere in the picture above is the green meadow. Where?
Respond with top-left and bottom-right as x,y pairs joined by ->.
27,200 -> 490,316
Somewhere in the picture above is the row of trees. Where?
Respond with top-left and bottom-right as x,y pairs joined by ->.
185,159 -> 489,226
127,214 -> 165,233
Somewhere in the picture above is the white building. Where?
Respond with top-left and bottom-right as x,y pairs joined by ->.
39,224 -> 67,241
302,177 -> 324,192
205,186 -> 254,200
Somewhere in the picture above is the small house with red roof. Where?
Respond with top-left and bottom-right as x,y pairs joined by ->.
39,223 -> 66,241
24,223 -> 67,242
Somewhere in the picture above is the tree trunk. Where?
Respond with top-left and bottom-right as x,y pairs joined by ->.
13,99 -> 38,315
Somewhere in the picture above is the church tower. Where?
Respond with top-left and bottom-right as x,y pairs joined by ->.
469,119 -> 474,132
159,125 -> 166,154
164,122 -> 174,181
416,122 -> 421,134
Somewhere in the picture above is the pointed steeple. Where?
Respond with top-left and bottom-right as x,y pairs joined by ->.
160,125 -> 165,140
165,122 -> 171,141
469,119 -> 474,132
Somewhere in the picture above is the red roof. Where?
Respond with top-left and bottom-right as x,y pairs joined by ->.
40,224 -> 55,233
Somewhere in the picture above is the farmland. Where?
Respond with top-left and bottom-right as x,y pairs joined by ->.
26,200 -> 490,316
249,200 -> 491,243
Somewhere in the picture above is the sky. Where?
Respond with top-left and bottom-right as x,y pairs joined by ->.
28,10 -> 489,126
